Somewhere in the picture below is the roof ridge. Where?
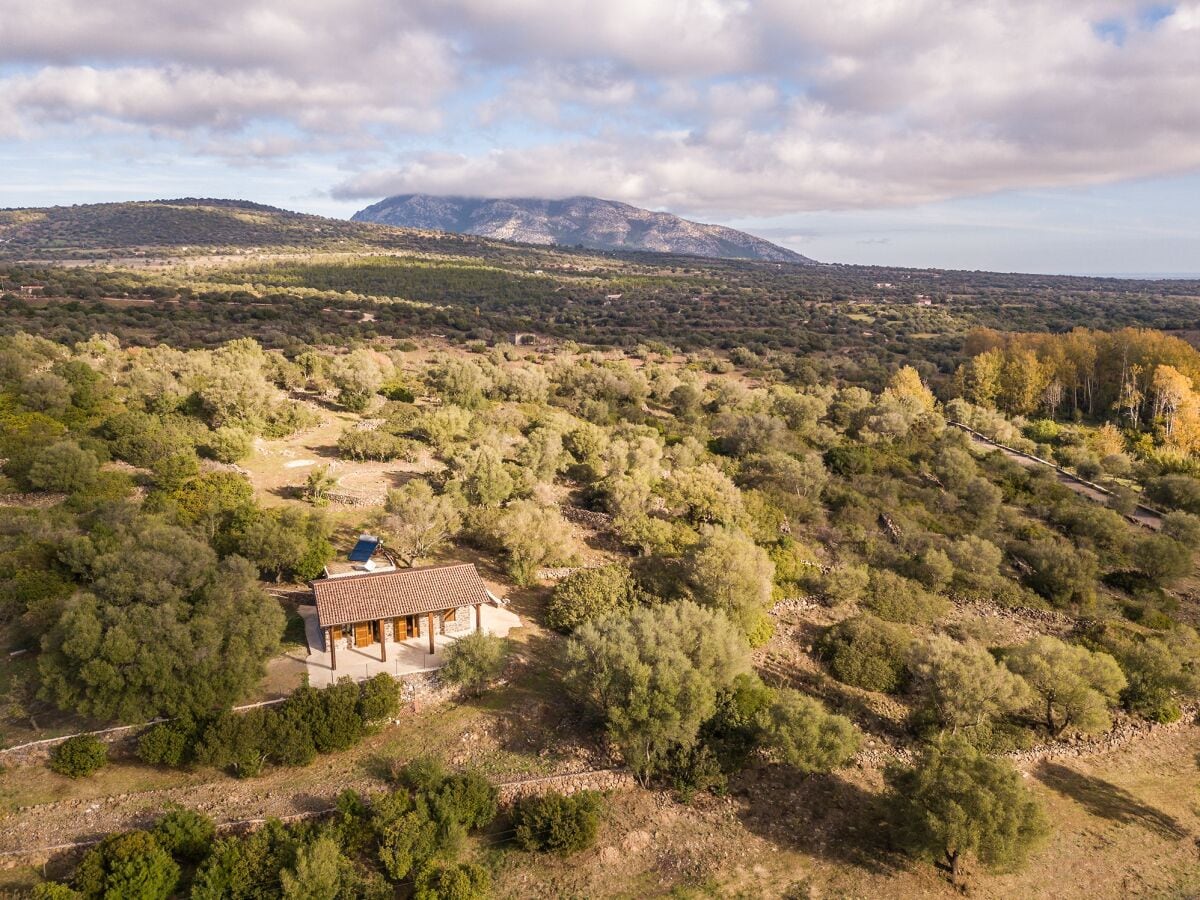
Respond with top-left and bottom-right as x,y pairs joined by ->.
311,561 -> 476,587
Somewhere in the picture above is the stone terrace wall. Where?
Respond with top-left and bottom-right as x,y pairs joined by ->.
496,768 -> 635,802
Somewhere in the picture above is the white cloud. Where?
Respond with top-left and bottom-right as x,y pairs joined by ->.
4,0 -> 1200,215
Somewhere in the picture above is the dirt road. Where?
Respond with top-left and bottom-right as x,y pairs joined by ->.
952,423 -> 1163,530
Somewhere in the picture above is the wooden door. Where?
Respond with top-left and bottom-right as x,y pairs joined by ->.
354,622 -> 373,646
331,625 -> 342,641
393,617 -> 409,640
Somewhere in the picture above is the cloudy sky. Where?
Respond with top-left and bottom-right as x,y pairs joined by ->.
3,0 -> 1199,273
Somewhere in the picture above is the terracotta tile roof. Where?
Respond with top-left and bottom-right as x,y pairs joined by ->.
311,563 -> 490,628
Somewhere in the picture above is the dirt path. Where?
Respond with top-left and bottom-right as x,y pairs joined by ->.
951,422 -> 1163,530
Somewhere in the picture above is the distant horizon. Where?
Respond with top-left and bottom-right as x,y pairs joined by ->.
5,2 -> 1200,277
6,190 -> 1200,282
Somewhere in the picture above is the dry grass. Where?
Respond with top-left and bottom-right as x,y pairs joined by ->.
488,723 -> 1200,899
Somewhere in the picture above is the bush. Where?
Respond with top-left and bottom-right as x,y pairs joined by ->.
664,743 -> 728,801
862,570 -> 948,625
137,722 -> 191,767
50,735 -> 108,778
31,883 -> 82,899
413,862 -> 490,900
377,809 -> 438,881
357,673 -> 401,724
1145,474 -> 1200,514
337,428 -> 413,461
513,790 -> 604,854
27,440 -> 99,494
74,831 -> 180,900
201,426 -> 252,464
1011,538 -> 1098,607
762,688 -> 861,773
153,806 -> 216,863
820,616 -> 912,693
547,564 -> 637,632
1132,534 -> 1192,585
440,631 -> 507,696
424,770 -> 499,834
817,562 -> 869,606
1162,510 -> 1200,548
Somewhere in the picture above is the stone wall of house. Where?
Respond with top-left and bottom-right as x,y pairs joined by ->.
442,605 -> 473,635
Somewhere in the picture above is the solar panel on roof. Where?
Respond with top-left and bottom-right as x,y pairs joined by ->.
348,535 -> 380,562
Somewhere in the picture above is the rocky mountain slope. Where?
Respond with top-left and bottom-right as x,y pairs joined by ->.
352,194 -> 814,263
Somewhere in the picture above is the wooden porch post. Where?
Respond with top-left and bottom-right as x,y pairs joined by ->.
378,618 -> 387,662
427,612 -> 436,654
328,628 -> 337,671
475,603 -> 482,632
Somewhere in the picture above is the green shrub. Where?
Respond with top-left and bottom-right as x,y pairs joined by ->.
1162,510 -> 1200,548
1132,534 -> 1193,585
357,673 -> 401,724
74,831 -> 179,900
820,615 -> 913,693
513,791 -> 604,853
664,743 -> 728,802
862,570 -> 948,625
1145,474 -> 1200,514
424,770 -> 499,833
50,735 -> 108,778
376,810 -> 438,881
153,806 -> 216,863
31,883 -> 82,899
336,428 -> 413,461
201,426 -> 252,464
547,564 -> 637,632
816,562 -> 869,606
27,440 -> 99,494
413,862 -> 490,900
398,755 -> 449,792
440,631 -> 507,696
137,722 -> 190,767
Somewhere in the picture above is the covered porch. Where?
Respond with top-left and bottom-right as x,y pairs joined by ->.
298,601 -> 522,686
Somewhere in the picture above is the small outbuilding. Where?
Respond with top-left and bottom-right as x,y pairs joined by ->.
311,562 -> 490,671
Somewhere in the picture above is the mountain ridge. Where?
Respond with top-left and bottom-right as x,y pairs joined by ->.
351,194 -> 815,263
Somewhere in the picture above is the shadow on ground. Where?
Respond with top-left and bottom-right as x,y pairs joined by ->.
734,765 -> 907,877
1035,762 -> 1189,840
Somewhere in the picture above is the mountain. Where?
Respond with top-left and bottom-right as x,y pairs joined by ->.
351,194 -> 815,263
0,198 -> 511,261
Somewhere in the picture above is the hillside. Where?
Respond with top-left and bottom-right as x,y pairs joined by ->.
0,198 -> 511,260
352,193 -> 815,263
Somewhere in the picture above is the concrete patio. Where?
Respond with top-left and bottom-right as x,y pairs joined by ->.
298,603 -> 522,686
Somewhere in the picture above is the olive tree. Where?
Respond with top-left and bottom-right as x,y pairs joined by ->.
492,499 -> 576,585
886,736 -> 1048,881
1004,636 -> 1126,736
762,688 -> 860,773
685,526 -> 775,644
382,480 -> 463,566
440,632 -> 507,697
564,601 -> 750,782
907,636 -> 1031,735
